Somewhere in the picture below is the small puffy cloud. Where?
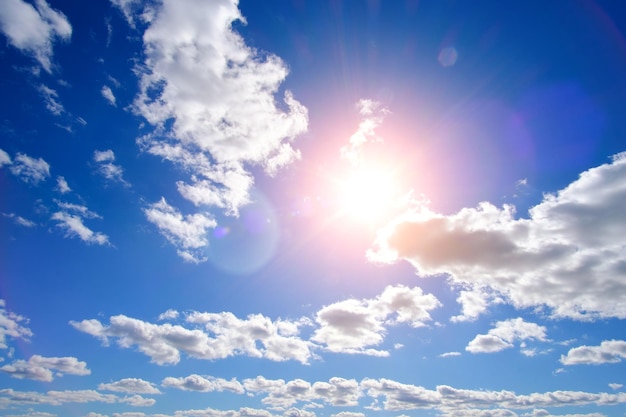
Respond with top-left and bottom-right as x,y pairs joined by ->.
101,85 -> 116,106
0,355 -> 90,382
56,176 -> 71,193
0,0 -> 72,72
466,318 -> 547,354
608,383 -> 623,390
5,152 -> 50,185
93,149 -> 129,186
0,299 -> 33,349
161,374 -> 243,394
369,152 -> 626,320
311,285 -> 440,355
98,378 -> 161,394
143,198 -> 216,263
560,340 -> 626,365
157,309 -> 179,321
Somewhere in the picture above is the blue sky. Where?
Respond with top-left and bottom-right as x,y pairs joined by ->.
1,0 -> 626,416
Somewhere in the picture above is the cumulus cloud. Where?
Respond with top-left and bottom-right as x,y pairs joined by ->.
71,286 -> 442,365
157,309 -> 179,321
0,300 -> 33,349
1,151 -> 51,185
111,0 -> 308,258
93,150 -> 129,186
311,285 -> 440,356
369,152 -> 626,320
99,378 -> 161,394
0,0 -> 72,72
466,318 -> 548,354
70,311 -> 313,365
143,198 -> 216,263
101,85 -> 117,106
161,374 -> 243,394
560,340 -> 626,365
0,355 -> 90,382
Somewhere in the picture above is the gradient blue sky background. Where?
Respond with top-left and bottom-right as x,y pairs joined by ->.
2,1 -> 626,417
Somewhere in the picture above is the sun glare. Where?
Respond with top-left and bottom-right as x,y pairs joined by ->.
335,165 -> 400,223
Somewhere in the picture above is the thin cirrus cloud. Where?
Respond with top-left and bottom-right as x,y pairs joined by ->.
109,0 -> 308,261
369,147 -> 626,321
101,85 -> 116,106
0,0 -> 72,73
70,285 -> 439,364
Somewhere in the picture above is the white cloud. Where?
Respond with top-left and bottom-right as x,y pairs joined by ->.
56,176 -> 71,193
70,311 -> 313,365
161,374 -> 243,394
608,383 -> 623,390
37,84 -> 64,115
340,99 -> 388,166
0,0 -> 71,72
116,0 -> 307,258
51,211 -> 110,245
311,285 -> 440,355
99,378 -> 162,394
560,340 -> 626,365
466,318 -> 547,354
5,412 -> 58,417
2,213 -> 36,227
93,149 -> 129,186
0,300 -> 33,349
101,85 -> 117,106
369,152 -> 626,320
143,198 -> 216,263
0,355 -> 90,382
0,149 -> 11,166
439,352 -> 461,358
5,152 -> 51,185
157,309 -> 179,321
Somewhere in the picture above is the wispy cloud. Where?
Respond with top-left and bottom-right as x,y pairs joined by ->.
2,213 -> 36,227
37,84 -> 64,115
56,176 -> 71,193
0,150 -> 51,185
51,200 -> 109,245
93,149 -> 129,186
0,300 -> 33,349
101,85 -> 116,106
0,0 -> 71,72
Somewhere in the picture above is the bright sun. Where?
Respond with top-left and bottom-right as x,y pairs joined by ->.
335,164 -> 400,223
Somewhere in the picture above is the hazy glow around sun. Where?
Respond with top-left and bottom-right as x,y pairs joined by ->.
336,164 -> 401,222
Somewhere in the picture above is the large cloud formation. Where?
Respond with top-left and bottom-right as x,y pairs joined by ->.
369,152 -> 626,321
112,0 -> 308,261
